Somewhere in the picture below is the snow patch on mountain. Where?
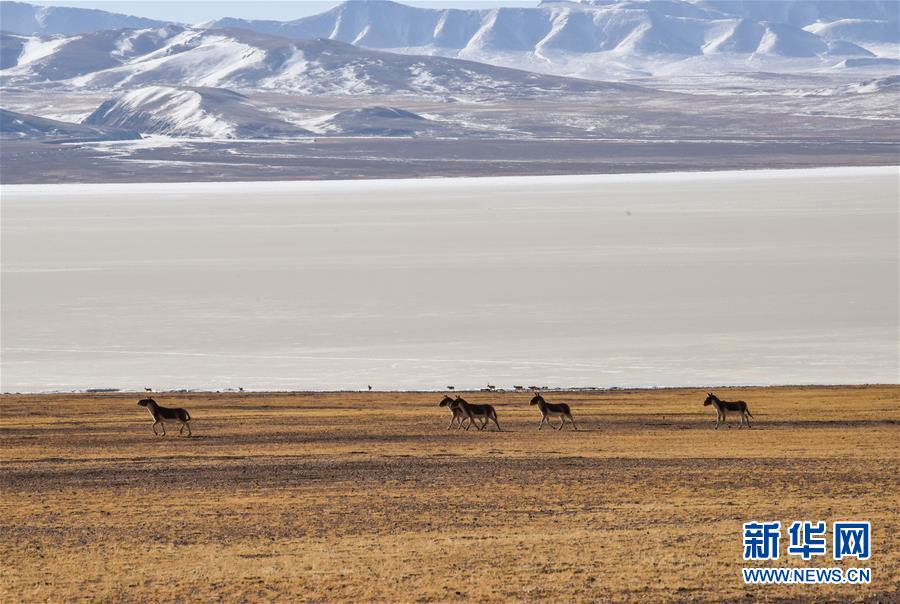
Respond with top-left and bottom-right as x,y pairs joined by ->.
87,86 -> 235,137
69,32 -> 266,89
1,34 -> 71,75
15,34 -> 71,65
82,86 -> 311,138
0,26 -> 185,81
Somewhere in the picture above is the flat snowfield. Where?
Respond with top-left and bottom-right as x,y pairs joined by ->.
1,386 -> 898,601
1,167 -> 898,391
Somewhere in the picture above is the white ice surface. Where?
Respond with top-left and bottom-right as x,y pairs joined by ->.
1,167 -> 898,392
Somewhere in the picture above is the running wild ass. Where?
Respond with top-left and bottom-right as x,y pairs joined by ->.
530,394 -> 578,430
703,393 -> 753,429
454,396 -> 501,431
439,395 -> 469,430
137,398 -> 192,436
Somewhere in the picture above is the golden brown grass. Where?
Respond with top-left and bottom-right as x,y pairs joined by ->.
1,386 -> 898,602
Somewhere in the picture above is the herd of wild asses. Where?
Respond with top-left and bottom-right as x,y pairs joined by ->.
136,391 -> 753,437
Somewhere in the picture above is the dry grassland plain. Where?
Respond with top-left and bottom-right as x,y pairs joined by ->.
1,386 -> 898,602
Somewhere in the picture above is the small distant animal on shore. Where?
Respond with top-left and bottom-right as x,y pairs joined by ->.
446,386 -> 455,391
513,385 -> 524,392
137,398 -> 192,436
368,385 -> 372,391
144,387 -> 152,393
703,392 -> 753,429
531,393 -> 577,430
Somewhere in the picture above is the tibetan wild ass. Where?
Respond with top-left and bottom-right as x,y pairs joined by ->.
530,393 -> 578,430
703,392 -> 753,429
137,398 -> 192,436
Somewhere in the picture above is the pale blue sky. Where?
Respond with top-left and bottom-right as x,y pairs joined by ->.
29,1 -> 539,24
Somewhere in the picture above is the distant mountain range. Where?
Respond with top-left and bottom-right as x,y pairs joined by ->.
197,0 -> 900,79
1,0 -> 897,81
205,0 -> 896,56
0,21 -> 647,141
77,85 -> 462,138
0,26 -> 640,99
0,0 -> 897,144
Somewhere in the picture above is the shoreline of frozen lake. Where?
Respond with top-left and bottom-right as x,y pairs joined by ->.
3,165 -> 895,194
2,167 -> 898,392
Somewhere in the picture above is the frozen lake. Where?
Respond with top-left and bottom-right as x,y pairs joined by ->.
2,168 -> 898,392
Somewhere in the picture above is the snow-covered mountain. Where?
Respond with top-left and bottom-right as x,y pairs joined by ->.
0,0 -> 169,36
2,0 -> 896,84
0,26 -> 183,80
203,0 -> 898,78
0,107 -> 140,141
83,86 -> 311,138
1,1 -> 896,146
310,106 -> 449,136
0,27 -> 640,99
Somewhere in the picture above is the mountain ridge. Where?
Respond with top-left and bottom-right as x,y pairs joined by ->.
201,0 -> 896,58
82,85 -> 312,138
2,0 -> 897,82
0,0 -> 170,35
1,26 -> 646,99
0,106 -> 141,141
